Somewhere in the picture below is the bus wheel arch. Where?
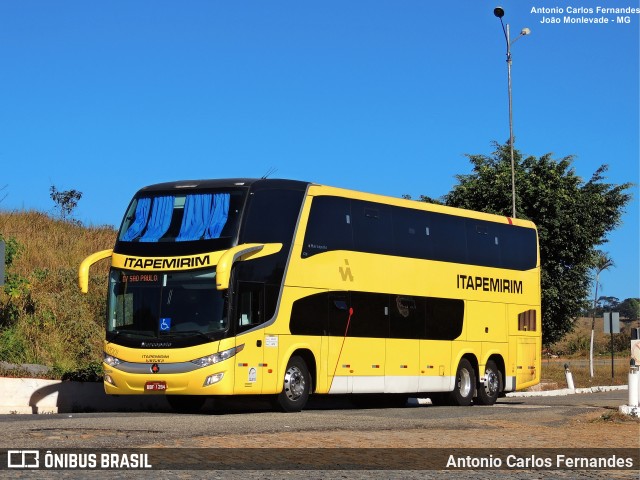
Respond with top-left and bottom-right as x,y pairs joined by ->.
289,348 -> 317,393
275,350 -> 315,412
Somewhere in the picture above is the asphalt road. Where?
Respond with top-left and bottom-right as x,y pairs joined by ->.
0,390 -> 629,447
1,390 -> 638,479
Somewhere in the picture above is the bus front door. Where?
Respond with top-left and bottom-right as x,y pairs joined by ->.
233,282 -> 265,394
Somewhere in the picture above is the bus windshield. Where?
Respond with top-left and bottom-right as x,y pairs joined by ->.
117,189 -> 246,243
107,268 -> 227,341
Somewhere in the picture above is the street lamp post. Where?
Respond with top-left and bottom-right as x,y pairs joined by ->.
494,6 -> 530,219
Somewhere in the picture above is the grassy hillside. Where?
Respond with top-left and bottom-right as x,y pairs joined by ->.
0,210 -> 116,377
547,316 -> 634,357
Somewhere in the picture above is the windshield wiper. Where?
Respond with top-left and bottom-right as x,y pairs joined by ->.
107,330 -> 156,343
166,330 -> 213,341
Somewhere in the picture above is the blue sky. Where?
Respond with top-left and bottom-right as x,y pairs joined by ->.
0,1 -> 638,301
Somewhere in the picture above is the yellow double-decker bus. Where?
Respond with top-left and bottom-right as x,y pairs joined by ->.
80,178 -> 541,412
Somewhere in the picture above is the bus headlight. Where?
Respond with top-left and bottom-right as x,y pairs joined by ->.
203,372 -> 224,386
191,344 -> 244,367
103,352 -> 122,367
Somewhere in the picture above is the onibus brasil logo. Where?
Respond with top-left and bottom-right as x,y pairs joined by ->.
6,450 -> 152,469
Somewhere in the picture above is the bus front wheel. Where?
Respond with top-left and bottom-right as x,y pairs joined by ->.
475,360 -> 503,406
275,356 -> 311,412
449,359 -> 475,406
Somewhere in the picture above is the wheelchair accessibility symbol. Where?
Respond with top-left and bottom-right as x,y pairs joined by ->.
159,318 -> 171,331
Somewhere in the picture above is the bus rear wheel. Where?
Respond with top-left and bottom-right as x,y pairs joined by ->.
275,356 -> 311,412
167,395 -> 206,413
448,359 -> 475,406
476,360 -> 503,406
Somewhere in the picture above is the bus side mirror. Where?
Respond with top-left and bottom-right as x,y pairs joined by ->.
216,243 -> 282,291
79,249 -> 113,293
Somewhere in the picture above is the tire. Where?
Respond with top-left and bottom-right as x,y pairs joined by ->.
275,356 -> 311,412
166,395 -> 207,413
476,360 -> 503,406
448,358 -> 475,406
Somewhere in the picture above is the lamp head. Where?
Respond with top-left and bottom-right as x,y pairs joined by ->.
494,6 -> 505,18
521,27 -> 531,35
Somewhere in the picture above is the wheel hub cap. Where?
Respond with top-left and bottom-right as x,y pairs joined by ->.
459,368 -> 472,397
284,366 -> 305,401
486,370 -> 499,396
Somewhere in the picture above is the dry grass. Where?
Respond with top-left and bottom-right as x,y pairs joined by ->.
0,210 -> 116,376
0,210 -> 115,276
548,316 -> 636,355
542,316 -> 637,387
541,356 -> 631,388
591,409 -> 640,424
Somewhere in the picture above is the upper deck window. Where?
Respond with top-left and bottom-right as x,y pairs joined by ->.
119,191 -> 241,243
303,195 -> 537,271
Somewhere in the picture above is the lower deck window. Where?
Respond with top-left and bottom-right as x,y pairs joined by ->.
290,291 -> 464,340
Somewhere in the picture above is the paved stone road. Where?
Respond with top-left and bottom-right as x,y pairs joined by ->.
1,390 -> 638,479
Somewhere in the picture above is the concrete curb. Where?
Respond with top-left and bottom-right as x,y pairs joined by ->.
618,405 -> 639,417
503,385 -> 640,418
0,377 -> 169,414
506,385 -> 628,397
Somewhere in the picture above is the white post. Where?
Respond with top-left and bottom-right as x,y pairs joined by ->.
564,363 -> 575,391
629,360 -> 639,408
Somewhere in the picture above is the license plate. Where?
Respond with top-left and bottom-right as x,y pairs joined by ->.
145,381 -> 167,392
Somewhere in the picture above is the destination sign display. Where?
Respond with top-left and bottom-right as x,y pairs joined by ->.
121,274 -> 160,283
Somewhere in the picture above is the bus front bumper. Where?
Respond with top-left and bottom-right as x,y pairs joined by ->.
102,363 -> 235,396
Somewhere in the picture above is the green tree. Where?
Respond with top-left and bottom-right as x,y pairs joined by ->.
618,298 -> 640,321
50,185 -> 82,221
436,142 -> 632,346
596,295 -> 619,314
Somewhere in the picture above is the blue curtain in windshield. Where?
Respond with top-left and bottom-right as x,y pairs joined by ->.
176,193 -> 229,241
121,197 -> 151,241
176,194 -> 212,241
140,196 -> 175,242
205,193 -> 229,239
